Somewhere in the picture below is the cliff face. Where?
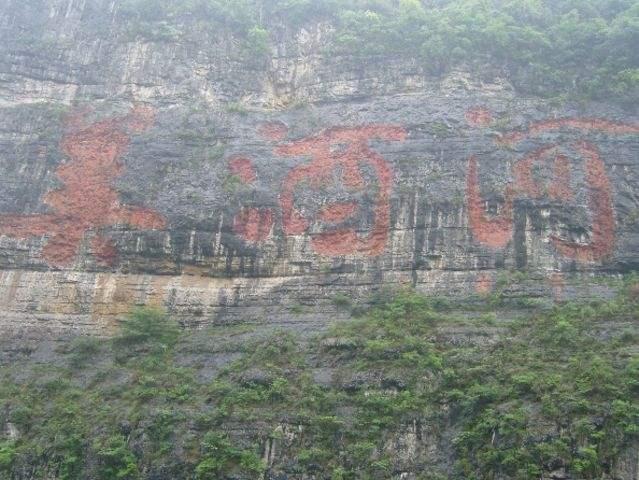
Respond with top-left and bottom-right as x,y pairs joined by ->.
0,0 -> 638,336
1,2 -> 639,479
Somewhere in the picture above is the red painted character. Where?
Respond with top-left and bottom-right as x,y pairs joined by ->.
466,116 -> 639,262
465,107 -> 492,128
0,105 -> 165,267
276,125 -> 406,256
228,155 -> 275,244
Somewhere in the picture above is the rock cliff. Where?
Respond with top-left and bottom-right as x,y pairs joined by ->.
1,0 -> 638,336
0,2 -> 638,479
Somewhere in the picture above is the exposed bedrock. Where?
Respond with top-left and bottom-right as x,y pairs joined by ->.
0,0 -> 638,334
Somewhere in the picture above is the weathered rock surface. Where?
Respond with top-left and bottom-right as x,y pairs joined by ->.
0,0 -> 638,336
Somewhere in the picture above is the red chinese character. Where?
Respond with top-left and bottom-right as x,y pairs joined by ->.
228,156 -> 274,243
276,125 -> 406,256
466,117 -> 636,262
0,106 -> 165,267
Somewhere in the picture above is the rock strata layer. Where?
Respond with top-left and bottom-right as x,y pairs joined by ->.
0,0 -> 638,334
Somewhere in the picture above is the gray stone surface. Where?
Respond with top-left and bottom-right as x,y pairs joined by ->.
0,0 -> 638,335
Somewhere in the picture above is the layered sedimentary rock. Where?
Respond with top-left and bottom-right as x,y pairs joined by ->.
0,0 -> 638,334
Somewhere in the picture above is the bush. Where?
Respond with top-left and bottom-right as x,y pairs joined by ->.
331,293 -> 352,309
94,435 -> 139,480
0,287 -> 636,479
109,0 -> 639,103
245,25 -> 270,57
115,307 -> 180,350
68,336 -> 102,368
195,432 -> 264,479
0,442 -> 15,471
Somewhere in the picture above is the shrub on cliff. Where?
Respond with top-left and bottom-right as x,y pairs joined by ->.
115,307 -> 180,351
0,285 -> 637,478
94,435 -> 140,480
194,432 -> 265,479
110,0 -> 639,103
0,441 -> 15,472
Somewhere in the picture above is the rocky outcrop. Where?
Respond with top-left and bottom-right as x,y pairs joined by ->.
0,0 -> 638,335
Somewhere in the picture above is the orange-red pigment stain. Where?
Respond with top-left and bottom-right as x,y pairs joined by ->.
0,106 -> 165,267
467,117 -> 621,263
500,118 -> 639,145
276,125 -> 406,256
466,155 -> 514,249
232,207 -> 274,243
549,142 -> 615,262
317,202 -> 359,223
228,156 -> 257,184
258,121 -> 288,141
512,146 -> 574,202
475,272 -> 494,295
548,154 -> 574,202
465,107 -> 492,128
228,156 -> 275,243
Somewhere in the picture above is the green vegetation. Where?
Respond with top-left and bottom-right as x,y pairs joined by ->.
115,306 -> 180,350
0,284 -> 637,478
110,0 -> 639,103
6,0 -> 637,102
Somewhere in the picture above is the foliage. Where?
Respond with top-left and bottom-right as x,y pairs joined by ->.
6,0 -> 637,102
94,435 -> 139,480
115,306 -> 180,350
0,284 -> 637,478
446,295 -> 639,479
245,25 -> 270,57
68,336 -> 102,368
106,0 -> 639,103
195,432 -> 264,478
0,441 -> 15,471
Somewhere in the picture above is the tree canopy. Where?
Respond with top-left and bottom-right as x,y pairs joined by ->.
116,0 -> 639,103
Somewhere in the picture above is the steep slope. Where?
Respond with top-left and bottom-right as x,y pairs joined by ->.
0,0 -> 638,336
0,1 -> 638,478
1,289 -> 638,479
